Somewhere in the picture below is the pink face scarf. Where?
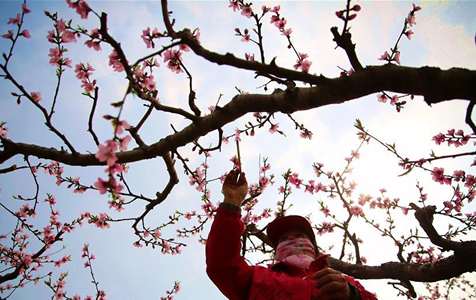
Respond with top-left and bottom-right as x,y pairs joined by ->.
276,237 -> 316,270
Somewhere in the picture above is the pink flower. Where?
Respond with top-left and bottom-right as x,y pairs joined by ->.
62,30 -> 77,43
300,129 -> 313,139
95,140 -> 118,166
141,27 -> 152,48
85,40 -> 101,51
270,15 -> 280,24
48,47 -> 61,66
241,29 -> 250,42
163,49 -> 183,73
22,3 -> 32,14
21,29 -> 31,39
275,18 -> 287,30
47,30 -> 56,42
300,60 -> 312,73
282,28 -> 293,37
269,123 -> 279,134
228,0 -> 239,12
394,51 -> 401,65
293,54 -> 312,73
2,30 -> 14,39
56,19 -> 66,33
113,119 -> 131,135
390,95 -> 398,105
407,13 -> 416,26
153,228 -> 162,239
234,128 -> 241,142
350,205 -> 364,217
405,30 -> 414,40
378,51 -> 389,61
432,167 -> 451,185
245,53 -> 255,61
31,92 -> 42,102
240,6 -> 253,18
8,14 -> 21,25
66,0 -> 91,19
377,93 -> 387,103
118,135 -> 131,151
108,50 -> 125,72
106,163 -> 123,174
433,132 -> 446,145
179,43 -> 190,52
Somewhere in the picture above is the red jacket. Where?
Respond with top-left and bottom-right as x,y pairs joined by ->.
206,207 -> 378,300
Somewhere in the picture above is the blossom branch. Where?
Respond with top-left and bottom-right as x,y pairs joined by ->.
0,65 -> 78,155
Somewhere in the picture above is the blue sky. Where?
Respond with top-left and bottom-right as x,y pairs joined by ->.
1,0 -> 476,299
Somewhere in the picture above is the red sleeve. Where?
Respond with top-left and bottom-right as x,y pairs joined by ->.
344,275 -> 378,300
206,207 -> 254,300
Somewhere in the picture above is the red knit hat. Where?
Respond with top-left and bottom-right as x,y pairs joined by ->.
266,215 -> 316,248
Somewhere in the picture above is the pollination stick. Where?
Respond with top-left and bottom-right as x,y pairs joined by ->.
236,139 -> 242,172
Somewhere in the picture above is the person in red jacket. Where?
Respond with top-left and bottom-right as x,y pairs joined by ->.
206,169 -> 378,300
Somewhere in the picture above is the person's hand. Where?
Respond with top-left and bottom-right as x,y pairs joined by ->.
311,268 -> 351,300
222,169 -> 248,207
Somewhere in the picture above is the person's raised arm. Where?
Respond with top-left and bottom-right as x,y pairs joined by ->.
206,169 -> 252,300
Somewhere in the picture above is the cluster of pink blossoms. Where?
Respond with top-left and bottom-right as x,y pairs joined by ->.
45,161 -> 65,186
84,28 -> 101,51
134,61 -> 159,93
93,140 -> 127,201
46,18 -> 80,69
293,53 -> 312,73
201,201 -> 217,219
108,50 -> 125,72
188,164 -> 208,193
303,180 -> 327,195
432,129 -> 473,147
317,222 -> 335,236
228,0 -> 253,18
74,62 -> 96,92
163,49 -> 184,74
431,167 -> 452,185
141,27 -> 164,49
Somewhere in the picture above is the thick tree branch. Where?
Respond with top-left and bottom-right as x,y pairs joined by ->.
330,203 -> 476,282
329,249 -> 476,282
1,65 -> 475,166
330,26 -> 363,71
410,203 -> 468,252
465,100 -> 476,134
